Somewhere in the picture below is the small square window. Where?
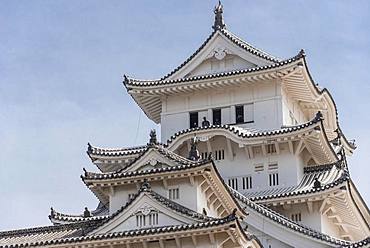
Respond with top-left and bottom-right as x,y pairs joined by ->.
168,188 -> 180,200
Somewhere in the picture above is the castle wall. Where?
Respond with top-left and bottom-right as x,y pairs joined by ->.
161,82 -> 283,142
177,136 -> 305,193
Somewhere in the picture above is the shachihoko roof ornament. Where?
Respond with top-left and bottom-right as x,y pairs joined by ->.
213,1 -> 226,30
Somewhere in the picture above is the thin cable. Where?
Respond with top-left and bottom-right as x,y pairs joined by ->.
133,110 -> 142,145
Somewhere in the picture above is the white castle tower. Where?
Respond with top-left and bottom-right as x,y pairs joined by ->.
1,3 -> 369,248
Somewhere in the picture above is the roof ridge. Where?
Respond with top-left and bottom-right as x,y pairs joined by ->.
231,188 -> 352,246
83,182 -> 217,235
124,50 -> 304,86
0,215 -> 237,248
0,220 -> 100,238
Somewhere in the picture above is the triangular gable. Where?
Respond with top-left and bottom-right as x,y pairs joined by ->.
89,186 -> 209,235
122,146 -> 190,173
166,30 -> 278,80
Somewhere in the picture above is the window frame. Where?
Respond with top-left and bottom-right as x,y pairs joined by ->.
235,105 -> 244,124
189,112 -> 199,128
212,108 -> 222,125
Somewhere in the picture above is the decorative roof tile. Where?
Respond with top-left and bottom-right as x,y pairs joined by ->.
231,189 -> 353,247
124,50 -> 302,87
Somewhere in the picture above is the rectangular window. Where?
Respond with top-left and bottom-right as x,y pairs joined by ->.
201,152 -> 208,160
291,213 -> 302,222
136,214 -> 146,227
242,176 -> 252,190
189,112 -> 198,128
213,109 -> 222,125
267,144 -> 276,154
235,105 -> 244,124
136,213 -> 158,227
228,178 -> 238,190
214,149 -> 225,160
169,188 -> 179,200
148,212 -> 159,226
269,172 -> 279,186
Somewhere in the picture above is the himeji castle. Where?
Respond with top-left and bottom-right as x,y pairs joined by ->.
1,2 -> 370,248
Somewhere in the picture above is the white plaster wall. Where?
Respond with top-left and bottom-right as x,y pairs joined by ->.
177,136 -> 305,192
161,83 -> 283,141
109,179 -> 198,214
275,202 -> 322,231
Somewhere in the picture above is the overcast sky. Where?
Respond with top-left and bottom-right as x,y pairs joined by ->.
1,0 -> 369,230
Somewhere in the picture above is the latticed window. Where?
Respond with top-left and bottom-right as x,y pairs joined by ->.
228,178 -> 238,190
267,144 -> 276,154
214,149 -> 225,160
136,212 -> 159,227
269,172 -> 279,186
168,188 -> 179,200
242,176 -> 252,190
291,213 -> 302,222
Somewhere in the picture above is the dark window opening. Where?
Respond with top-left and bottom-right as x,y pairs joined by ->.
213,109 -> 221,125
235,105 -> 244,124
190,112 -> 198,128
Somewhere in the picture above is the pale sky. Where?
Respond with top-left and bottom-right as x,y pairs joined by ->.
0,0 -> 369,230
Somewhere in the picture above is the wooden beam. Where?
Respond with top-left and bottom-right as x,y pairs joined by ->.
191,236 -> 197,247
227,230 -> 236,243
320,198 -> 331,213
295,139 -> 304,155
274,142 -> 280,155
226,138 -> 234,161
307,201 -> 313,214
159,240 -> 165,248
142,241 -> 148,248
175,237 -> 181,248
206,140 -> 212,154
163,179 -> 168,189
248,146 -> 254,159
209,233 -> 215,244
244,146 -> 250,159
261,144 -> 267,156
189,176 -> 195,186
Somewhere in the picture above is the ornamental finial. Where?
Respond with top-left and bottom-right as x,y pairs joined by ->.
188,137 -> 200,161
213,1 -> 226,30
149,129 -> 158,145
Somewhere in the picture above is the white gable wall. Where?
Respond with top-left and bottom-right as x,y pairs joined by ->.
168,31 -> 272,81
109,178 -> 202,215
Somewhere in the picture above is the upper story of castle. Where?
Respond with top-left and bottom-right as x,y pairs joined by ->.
123,2 -> 355,158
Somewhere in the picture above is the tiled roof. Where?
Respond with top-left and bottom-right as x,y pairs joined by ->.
342,237 -> 370,248
89,182 -> 213,232
124,50 -> 302,87
152,28 -> 279,82
82,145 -> 210,181
244,160 -> 349,201
49,204 -> 109,224
165,111 -> 323,146
0,215 -> 236,248
231,188 -> 353,247
0,220 -> 102,247
87,143 -> 147,157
